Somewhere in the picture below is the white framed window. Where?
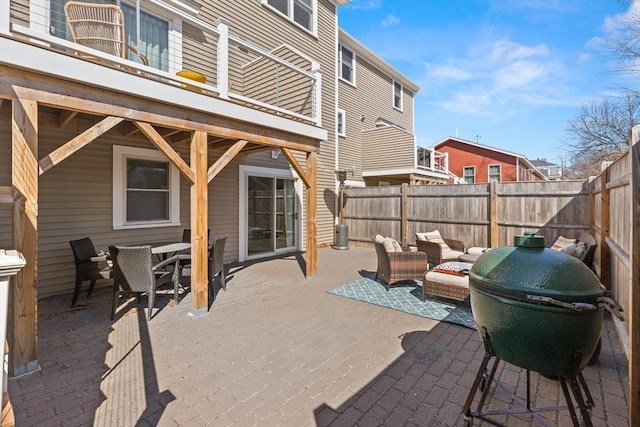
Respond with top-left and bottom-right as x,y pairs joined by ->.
393,80 -> 403,110
339,44 -> 355,85
488,164 -> 501,182
337,109 -> 346,137
262,0 -> 317,35
463,166 -> 475,184
113,145 -> 181,229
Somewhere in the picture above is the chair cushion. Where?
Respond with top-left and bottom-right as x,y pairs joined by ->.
375,234 -> 402,252
550,235 -> 576,251
561,241 -> 588,259
420,230 -> 451,251
441,249 -> 464,261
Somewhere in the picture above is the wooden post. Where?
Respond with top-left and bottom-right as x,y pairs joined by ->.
600,167 -> 611,288
489,180 -> 499,248
306,152 -> 317,277
189,131 -> 208,316
10,97 -> 39,376
401,183 -> 408,246
629,125 -> 640,425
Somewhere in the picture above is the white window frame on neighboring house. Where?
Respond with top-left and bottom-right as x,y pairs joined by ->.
463,166 -> 475,184
393,80 -> 403,111
112,145 -> 181,229
337,108 -> 346,137
488,164 -> 502,182
339,44 -> 356,86
262,0 -> 317,36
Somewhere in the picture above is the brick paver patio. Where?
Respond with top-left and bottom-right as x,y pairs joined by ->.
7,247 -> 629,426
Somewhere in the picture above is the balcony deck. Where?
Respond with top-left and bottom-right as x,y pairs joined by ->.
6,247 -> 629,426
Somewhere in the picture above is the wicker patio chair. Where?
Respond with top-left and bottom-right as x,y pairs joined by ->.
415,231 -> 465,266
108,245 -> 181,320
64,1 -> 148,67
373,240 -> 428,291
69,237 -> 112,308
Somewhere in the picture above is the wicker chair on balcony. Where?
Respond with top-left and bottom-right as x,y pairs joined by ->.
373,235 -> 428,291
415,230 -> 465,267
64,1 -> 148,67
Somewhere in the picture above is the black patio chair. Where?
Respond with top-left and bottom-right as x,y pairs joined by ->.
108,245 -> 181,320
208,235 -> 227,298
69,237 -> 112,308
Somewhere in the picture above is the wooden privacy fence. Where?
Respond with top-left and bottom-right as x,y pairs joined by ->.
343,179 -> 591,251
342,129 -> 639,423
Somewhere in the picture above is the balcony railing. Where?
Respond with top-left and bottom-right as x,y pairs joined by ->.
0,0 -> 322,126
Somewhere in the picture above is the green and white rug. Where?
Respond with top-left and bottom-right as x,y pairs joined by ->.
327,277 -> 476,329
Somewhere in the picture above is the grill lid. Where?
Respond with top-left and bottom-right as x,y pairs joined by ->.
469,232 -> 603,301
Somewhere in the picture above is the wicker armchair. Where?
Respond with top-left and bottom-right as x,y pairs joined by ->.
64,1 -> 148,67
416,236 -> 465,266
108,245 -> 181,320
373,242 -> 428,291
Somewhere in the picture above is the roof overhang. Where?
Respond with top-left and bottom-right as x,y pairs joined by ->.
363,167 -> 449,182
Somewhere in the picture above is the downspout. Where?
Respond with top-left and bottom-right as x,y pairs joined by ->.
334,14 -> 340,226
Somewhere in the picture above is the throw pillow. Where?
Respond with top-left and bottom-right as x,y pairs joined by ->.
382,237 -> 398,253
434,261 -> 473,276
416,232 -> 428,241
423,230 -> 451,251
550,236 -> 576,251
561,241 -> 588,260
374,234 -> 386,244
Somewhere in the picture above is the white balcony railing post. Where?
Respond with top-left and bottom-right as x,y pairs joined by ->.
312,61 -> 322,126
215,18 -> 230,100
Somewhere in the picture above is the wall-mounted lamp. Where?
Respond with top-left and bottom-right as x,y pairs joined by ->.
360,113 -> 365,122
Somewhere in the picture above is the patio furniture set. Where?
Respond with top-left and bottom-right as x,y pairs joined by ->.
373,230 -> 598,304
68,230 -> 227,320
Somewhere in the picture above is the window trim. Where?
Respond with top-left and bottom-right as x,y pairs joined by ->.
113,145 -> 181,229
393,79 -> 403,111
463,166 -> 476,184
261,0 -> 318,37
338,44 -> 356,86
337,108 -> 346,137
488,164 -> 502,182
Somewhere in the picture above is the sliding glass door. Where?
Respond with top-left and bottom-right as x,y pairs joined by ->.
247,176 -> 298,256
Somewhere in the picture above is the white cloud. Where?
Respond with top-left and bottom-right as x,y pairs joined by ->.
427,64 -> 473,81
346,0 -> 382,11
381,14 -> 400,27
578,52 -> 591,64
488,40 -> 548,63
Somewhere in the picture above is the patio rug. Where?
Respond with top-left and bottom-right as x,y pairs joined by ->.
327,277 -> 475,329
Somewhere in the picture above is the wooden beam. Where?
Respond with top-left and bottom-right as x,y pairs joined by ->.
10,96 -> 38,376
306,151 -> 317,277
190,131 -> 208,316
207,140 -> 247,183
281,147 -> 311,188
629,125 -> 640,425
57,110 -> 77,128
134,121 -> 195,184
39,116 -> 124,175
8,82 -> 319,152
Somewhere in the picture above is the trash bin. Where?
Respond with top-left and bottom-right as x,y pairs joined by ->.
0,249 -> 26,408
334,224 -> 349,250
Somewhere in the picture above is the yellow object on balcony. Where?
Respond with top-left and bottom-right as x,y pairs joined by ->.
176,70 -> 207,91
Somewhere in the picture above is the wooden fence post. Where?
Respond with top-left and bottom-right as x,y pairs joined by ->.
629,125 -> 640,426
489,181 -> 498,248
600,167 -> 611,289
401,183 -> 408,246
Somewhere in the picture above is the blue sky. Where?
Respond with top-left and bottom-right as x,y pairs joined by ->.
338,0 -> 636,165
